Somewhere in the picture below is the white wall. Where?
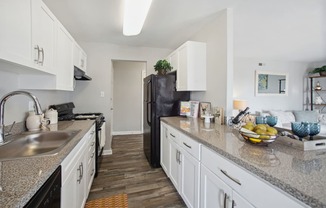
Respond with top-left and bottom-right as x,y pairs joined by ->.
0,70 -> 72,125
233,58 -> 309,113
190,9 -> 234,118
112,61 -> 145,134
72,42 -> 171,152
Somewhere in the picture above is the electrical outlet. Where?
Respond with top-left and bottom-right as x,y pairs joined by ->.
28,101 -> 34,111
100,91 -> 105,97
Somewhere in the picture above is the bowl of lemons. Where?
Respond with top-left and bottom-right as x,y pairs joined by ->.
239,122 -> 279,145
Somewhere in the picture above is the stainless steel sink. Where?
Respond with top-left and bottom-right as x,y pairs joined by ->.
0,130 -> 80,161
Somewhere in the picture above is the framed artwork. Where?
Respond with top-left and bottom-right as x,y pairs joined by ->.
258,74 -> 268,90
212,106 -> 224,125
179,101 -> 190,116
189,101 -> 199,118
199,102 -> 211,118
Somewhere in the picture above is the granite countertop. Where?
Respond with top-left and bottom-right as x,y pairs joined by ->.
0,120 -> 95,208
161,116 -> 326,208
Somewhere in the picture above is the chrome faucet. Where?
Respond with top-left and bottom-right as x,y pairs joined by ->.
0,91 -> 43,144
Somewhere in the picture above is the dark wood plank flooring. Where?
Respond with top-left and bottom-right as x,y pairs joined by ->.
86,134 -> 186,208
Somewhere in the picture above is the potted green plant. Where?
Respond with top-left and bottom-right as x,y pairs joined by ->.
309,65 -> 326,76
154,59 -> 173,75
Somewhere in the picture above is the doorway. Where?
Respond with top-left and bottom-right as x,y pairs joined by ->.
111,60 -> 146,135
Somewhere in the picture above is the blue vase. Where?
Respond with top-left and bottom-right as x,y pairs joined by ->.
266,116 -> 278,127
309,123 -> 320,136
291,122 -> 310,138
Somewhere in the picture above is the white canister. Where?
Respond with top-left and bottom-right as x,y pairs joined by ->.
45,108 -> 58,124
26,111 -> 41,131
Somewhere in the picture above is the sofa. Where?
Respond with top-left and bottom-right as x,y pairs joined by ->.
259,110 -> 326,137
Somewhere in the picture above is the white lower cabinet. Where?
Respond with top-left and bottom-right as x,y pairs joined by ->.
160,123 -> 170,174
61,124 -> 96,208
161,122 -> 309,208
201,146 -> 308,208
201,165 -> 253,208
160,122 -> 200,208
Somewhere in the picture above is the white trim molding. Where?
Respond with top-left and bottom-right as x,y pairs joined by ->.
112,131 -> 143,136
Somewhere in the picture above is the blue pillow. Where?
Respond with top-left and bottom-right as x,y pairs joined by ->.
293,111 -> 318,123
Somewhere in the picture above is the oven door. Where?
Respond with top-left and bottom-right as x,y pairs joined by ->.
98,121 -> 106,156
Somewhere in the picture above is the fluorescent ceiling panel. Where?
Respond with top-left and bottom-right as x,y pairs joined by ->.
123,0 -> 152,36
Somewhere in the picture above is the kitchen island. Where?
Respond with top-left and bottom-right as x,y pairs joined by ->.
161,116 -> 326,208
0,120 -> 94,208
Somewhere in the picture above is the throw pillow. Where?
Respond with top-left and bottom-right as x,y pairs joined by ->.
269,110 -> 296,127
293,111 -> 318,123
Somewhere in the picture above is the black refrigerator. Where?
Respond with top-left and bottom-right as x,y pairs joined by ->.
143,73 -> 190,168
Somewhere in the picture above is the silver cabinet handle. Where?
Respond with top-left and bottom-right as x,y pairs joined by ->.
91,168 -> 95,176
34,45 -> 40,64
224,193 -> 229,208
91,141 -> 95,146
183,142 -> 192,149
170,133 -> 175,138
232,200 -> 236,208
39,47 -> 44,65
220,169 -> 241,186
91,152 -> 95,158
77,164 -> 82,183
178,150 -> 181,164
81,162 -> 84,180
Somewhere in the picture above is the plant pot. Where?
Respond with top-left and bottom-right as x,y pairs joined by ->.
157,70 -> 167,75
319,71 -> 326,76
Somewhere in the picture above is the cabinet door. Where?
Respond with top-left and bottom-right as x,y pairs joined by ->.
160,123 -> 170,175
200,165 -> 232,208
31,0 -> 56,73
169,140 -> 181,190
180,148 -> 200,208
80,50 -> 87,72
56,23 -> 74,90
169,51 -> 178,72
61,159 -> 79,208
0,0 -> 32,66
232,191 -> 255,208
76,159 -> 87,208
177,45 -> 188,91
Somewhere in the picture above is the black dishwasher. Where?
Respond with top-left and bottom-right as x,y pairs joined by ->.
24,166 -> 61,208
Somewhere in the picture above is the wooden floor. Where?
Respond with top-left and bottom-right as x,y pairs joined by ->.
86,134 -> 186,208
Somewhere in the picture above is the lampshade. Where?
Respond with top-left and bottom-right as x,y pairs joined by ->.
233,100 -> 247,111
123,0 -> 152,36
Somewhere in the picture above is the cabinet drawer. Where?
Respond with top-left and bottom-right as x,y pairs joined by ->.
201,146 -> 307,208
167,125 -> 179,144
179,133 -> 201,160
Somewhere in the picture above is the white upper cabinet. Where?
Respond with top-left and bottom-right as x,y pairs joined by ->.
55,22 -> 74,91
31,0 -> 56,74
73,42 -> 87,73
0,0 -> 32,67
0,0 -> 88,91
168,41 -> 206,91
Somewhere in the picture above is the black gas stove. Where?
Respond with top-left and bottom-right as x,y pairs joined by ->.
49,102 -> 105,177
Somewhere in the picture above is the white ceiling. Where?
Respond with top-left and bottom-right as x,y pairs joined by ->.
43,0 -> 326,63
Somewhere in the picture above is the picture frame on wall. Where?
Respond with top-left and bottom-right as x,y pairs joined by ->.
199,102 -> 211,118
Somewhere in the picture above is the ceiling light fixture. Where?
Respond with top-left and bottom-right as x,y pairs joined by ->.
123,0 -> 152,36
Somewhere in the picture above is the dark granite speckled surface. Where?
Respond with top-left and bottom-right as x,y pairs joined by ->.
0,120 -> 95,208
161,116 -> 326,208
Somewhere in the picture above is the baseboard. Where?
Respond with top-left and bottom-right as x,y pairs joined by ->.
112,131 -> 143,136
102,149 -> 112,155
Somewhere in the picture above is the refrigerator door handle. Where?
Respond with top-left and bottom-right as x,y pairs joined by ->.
146,79 -> 152,126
